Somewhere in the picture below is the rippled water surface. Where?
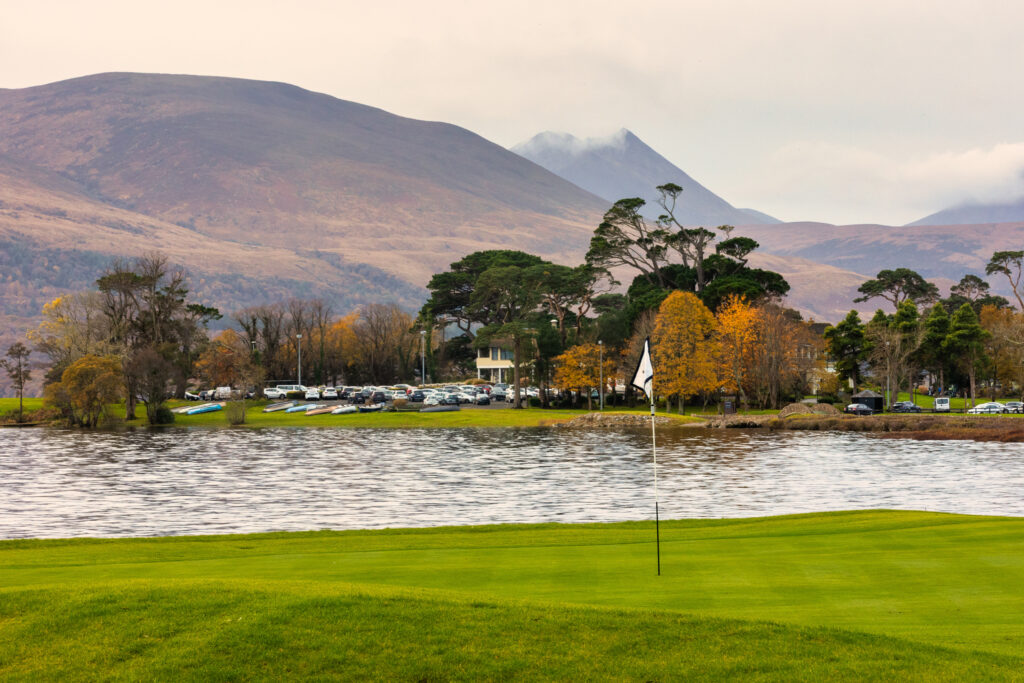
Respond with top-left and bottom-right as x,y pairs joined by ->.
1,427 -> 1022,538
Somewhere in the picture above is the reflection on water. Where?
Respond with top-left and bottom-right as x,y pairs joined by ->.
0,427 -> 1022,538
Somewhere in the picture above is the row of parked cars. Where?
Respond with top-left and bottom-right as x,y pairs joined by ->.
261,383 -> 515,405
845,399 -> 1024,415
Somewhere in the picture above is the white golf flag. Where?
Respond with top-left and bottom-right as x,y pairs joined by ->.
631,338 -> 653,398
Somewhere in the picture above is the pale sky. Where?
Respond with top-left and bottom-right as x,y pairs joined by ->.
4,0 -> 1024,225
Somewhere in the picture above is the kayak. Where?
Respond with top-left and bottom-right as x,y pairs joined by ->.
305,406 -> 335,416
419,405 -> 460,413
332,405 -> 358,415
358,403 -> 386,413
285,404 -> 314,413
186,402 -> 223,415
263,401 -> 295,413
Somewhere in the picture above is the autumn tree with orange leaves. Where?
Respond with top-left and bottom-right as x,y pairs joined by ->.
715,294 -> 760,406
553,342 -> 618,409
652,291 -> 718,413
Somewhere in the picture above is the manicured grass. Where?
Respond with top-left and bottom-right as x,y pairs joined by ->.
3,511 -> 1023,679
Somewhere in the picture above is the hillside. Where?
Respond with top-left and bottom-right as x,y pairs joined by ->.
908,198 -> 1024,226
512,129 -> 779,226
0,72 -> 611,289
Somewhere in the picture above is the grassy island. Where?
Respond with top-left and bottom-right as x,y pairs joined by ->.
2,511 -> 1023,679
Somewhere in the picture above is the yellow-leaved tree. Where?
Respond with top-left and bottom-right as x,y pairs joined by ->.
553,342 -> 618,410
652,291 -> 718,413
715,294 -> 760,406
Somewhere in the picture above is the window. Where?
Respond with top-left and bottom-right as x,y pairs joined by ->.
501,349 -> 514,361
491,347 -> 499,360
478,348 -> 488,359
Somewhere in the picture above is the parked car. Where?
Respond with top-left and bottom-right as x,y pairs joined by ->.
845,403 -> 873,416
409,390 -> 426,402
184,390 -> 200,401
199,389 -> 216,401
305,387 -> 321,400
440,393 -> 461,405
889,401 -> 922,413
214,386 -> 233,400
264,384 -> 305,399
350,392 -> 367,404
369,391 -> 388,403
1003,401 -> 1024,414
967,402 -> 1007,414
933,397 -> 951,412
321,387 -> 338,400
475,393 -> 491,405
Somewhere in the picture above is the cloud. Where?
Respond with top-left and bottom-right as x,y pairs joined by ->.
741,142 -> 1024,225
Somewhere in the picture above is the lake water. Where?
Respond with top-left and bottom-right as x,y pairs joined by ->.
1,427 -> 1022,539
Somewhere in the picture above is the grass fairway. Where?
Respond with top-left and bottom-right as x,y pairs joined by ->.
3,511 -> 1024,679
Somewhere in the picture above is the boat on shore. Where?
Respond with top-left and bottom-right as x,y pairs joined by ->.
332,405 -> 358,415
358,403 -> 386,413
263,401 -> 295,413
305,406 -> 335,416
186,402 -> 223,416
285,404 -> 314,413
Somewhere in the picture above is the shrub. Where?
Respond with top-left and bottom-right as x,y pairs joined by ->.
150,407 -> 175,425
225,401 -> 247,425
393,398 -> 408,410
529,397 -> 541,407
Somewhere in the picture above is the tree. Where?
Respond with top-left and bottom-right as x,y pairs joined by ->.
422,250 -> 546,338
48,355 -> 123,428
470,265 -> 545,408
553,343 -> 616,410
854,268 -> 940,308
985,250 -> 1024,311
944,304 -> 989,406
979,305 -> 1024,400
823,311 -> 868,392
920,304 -> 951,393
715,295 -> 759,406
942,274 -> 1010,315
654,183 -> 719,291
1,342 -> 31,422
652,291 -> 718,413
125,347 -> 177,424
585,198 -> 670,287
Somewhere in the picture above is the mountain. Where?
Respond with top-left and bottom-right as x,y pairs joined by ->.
0,72 -> 611,293
511,129 -> 779,226
908,197 -> 1024,226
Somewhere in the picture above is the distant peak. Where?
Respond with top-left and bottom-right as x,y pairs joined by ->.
512,128 -> 636,156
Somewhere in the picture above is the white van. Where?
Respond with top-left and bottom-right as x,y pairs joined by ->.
934,397 -> 950,412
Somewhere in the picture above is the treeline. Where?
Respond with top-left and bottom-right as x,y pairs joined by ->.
31,253 -> 221,425
825,254 -> 1024,405
417,183 -> 804,409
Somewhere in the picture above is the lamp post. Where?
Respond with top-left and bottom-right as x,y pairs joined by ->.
296,333 -> 303,387
885,340 -> 891,411
420,330 -> 426,386
598,340 -> 604,411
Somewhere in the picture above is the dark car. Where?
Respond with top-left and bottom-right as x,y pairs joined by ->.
369,391 -> 387,404
845,403 -> 873,416
889,401 -> 922,413
440,393 -> 461,405
350,392 -> 367,404
409,390 -> 426,402
475,393 -> 491,405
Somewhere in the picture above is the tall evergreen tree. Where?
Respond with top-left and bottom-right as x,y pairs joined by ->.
944,303 -> 989,406
823,310 -> 868,392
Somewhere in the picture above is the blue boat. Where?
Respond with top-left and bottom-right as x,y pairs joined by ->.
186,403 -> 223,416
285,404 -> 314,413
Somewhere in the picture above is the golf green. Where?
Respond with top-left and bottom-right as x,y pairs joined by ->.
2,511 -> 1022,679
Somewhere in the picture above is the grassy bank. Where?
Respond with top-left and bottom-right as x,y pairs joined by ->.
771,412 -> 1024,441
3,511 -> 1023,679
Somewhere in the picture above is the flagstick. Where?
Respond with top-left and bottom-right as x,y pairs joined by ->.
651,391 -> 660,576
